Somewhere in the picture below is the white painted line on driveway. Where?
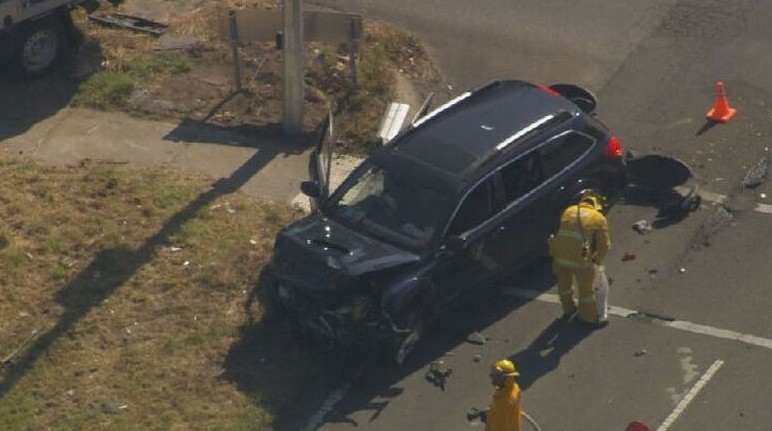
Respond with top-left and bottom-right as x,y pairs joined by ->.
676,186 -> 772,215
656,359 -> 724,431
502,287 -> 772,351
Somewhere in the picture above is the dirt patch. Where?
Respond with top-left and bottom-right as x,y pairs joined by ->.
68,0 -> 443,153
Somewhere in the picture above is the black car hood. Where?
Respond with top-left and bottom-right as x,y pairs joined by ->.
276,214 -> 420,278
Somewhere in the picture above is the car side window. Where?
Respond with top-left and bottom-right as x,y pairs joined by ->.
499,153 -> 543,206
448,177 -> 498,235
539,131 -> 595,178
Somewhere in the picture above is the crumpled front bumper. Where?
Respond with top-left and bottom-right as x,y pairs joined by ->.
271,279 -> 392,353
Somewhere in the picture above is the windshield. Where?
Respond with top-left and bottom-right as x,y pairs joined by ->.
325,162 -> 453,249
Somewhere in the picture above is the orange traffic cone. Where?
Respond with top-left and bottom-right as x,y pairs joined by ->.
706,81 -> 737,123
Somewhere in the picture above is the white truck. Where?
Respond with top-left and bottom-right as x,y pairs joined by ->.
0,0 -> 89,78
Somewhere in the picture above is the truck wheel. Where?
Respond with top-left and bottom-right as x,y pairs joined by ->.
13,15 -> 66,78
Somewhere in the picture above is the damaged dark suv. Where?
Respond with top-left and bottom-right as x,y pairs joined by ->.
269,80 -> 627,363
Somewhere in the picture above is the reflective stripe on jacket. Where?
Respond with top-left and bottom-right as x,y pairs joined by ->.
548,203 -> 611,267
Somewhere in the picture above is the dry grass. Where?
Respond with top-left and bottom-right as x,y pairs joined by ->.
0,155 -> 323,430
70,2 -> 441,154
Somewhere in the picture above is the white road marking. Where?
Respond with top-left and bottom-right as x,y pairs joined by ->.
675,186 -> 772,215
755,202 -> 772,215
656,359 -> 724,431
502,287 -> 772,350
300,379 -> 354,431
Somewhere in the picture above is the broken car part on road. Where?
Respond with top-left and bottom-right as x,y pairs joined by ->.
624,153 -> 702,222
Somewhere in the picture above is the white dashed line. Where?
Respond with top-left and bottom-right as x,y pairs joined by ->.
502,287 -> 772,351
656,359 -> 724,431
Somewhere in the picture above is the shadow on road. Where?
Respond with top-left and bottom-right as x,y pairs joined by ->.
509,318 -> 594,391
224,256 -> 600,431
0,20 -> 101,142
0,72 -> 79,141
164,117 -> 291,148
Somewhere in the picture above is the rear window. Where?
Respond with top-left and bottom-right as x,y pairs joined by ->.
539,131 -> 594,178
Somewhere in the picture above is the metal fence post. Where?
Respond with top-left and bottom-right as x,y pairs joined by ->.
228,11 -> 243,93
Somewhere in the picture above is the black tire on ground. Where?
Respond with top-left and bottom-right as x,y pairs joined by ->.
11,13 -> 68,78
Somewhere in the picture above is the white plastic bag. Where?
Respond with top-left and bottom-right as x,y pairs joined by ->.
594,264 -> 609,322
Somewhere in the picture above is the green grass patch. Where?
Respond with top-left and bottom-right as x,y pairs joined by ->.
74,52 -> 192,109
74,70 -> 136,108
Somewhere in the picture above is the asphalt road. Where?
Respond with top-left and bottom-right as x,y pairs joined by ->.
298,0 -> 772,430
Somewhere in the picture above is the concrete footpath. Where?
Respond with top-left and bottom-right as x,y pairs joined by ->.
1,107 -> 316,203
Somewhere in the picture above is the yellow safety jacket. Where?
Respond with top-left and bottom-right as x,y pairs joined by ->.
548,203 -> 611,268
487,378 -> 522,431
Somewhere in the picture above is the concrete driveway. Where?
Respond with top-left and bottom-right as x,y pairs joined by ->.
1,107 -> 314,202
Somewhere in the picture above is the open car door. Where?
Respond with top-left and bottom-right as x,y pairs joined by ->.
411,92 -> 435,125
304,110 -> 335,210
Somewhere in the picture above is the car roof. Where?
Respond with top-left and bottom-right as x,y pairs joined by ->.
388,80 -> 581,180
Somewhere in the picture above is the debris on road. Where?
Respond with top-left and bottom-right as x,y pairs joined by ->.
466,332 -> 486,345
473,354 -> 482,363
626,154 -> 692,191
741,146 -> 770,189
634,349 -> 647,357
632,220 -> 653,235
622,252 -> 636,262
425,360 -> 453,390
467,406 -> 486,423
679,267 -> 686,274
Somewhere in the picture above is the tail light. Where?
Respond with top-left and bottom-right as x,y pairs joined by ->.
604,136 -> 623,158
538,85 -> 560,96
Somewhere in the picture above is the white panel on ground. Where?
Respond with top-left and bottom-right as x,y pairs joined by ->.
378,102 -> 410,144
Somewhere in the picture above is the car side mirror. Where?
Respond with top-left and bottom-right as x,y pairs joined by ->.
300,180 -> 322,198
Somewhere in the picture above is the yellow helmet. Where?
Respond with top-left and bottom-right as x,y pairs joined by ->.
577,190 -> 606,212
493,359 -> 519,377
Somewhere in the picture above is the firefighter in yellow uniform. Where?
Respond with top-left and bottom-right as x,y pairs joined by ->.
548,192 -> 611,325
486,359 -> 523,431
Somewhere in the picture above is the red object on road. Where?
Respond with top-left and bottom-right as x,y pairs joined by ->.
622,252 -> 636,262
625,421 -> 654,431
